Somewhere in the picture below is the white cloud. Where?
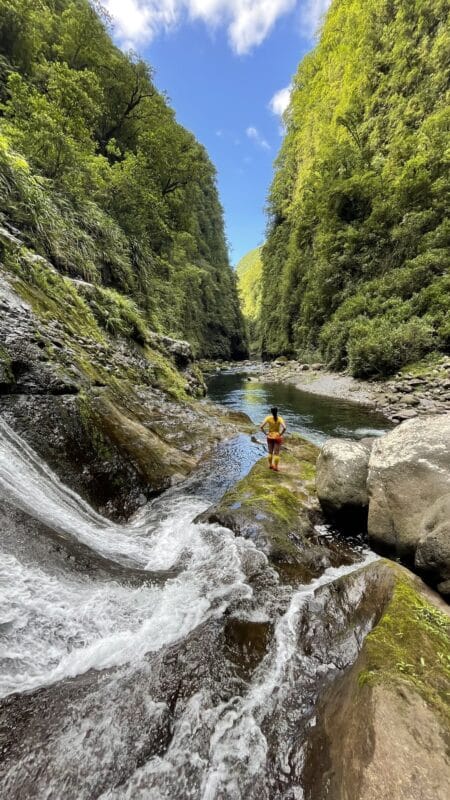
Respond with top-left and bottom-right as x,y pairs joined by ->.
299,0 -> 331,37
269,85 -> 291,117
103,1 -> 178,47
104,0 -> 302,53
246,126 -> 270,151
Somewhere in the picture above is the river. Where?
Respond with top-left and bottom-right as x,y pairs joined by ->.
0,376 -> 392,799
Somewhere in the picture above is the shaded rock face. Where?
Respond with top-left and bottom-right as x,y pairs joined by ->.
302,568 -> 450,800
316,438 -> 373,529
415,494 -> 450,597
316,418 -> 450,597
367,415 -> 450,560
0,267 -> 245,519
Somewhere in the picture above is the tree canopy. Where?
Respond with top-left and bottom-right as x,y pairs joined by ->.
0,0 -> 247,359
261,0 -> 449,376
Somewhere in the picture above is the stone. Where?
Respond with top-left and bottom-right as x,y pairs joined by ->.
196,435 -> 359,578
392,408 -> 418,420
367,414 -> 450,559
316,438 -> 372,527
402,394 -> 420,406
415,494 -> 450,595
302,563 -> 450,800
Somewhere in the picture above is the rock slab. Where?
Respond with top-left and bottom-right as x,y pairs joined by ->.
367,414 -> 450,559
316,438 -> 372,524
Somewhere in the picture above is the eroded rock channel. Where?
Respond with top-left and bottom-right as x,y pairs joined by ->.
1,370 -> 449,799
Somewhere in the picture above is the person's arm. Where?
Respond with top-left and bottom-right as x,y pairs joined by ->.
260,416 -> 269,432
280,418 -> 287,435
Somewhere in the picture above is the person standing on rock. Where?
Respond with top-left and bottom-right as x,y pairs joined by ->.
260,407 -> 286,471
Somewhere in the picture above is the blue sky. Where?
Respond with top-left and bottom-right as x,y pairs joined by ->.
104,2 -> 331,265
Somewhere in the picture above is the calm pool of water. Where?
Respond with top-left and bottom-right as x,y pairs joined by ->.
207,372 -> 393,446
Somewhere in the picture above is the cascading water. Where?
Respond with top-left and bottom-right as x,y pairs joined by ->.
0,412 -> 382,799
0,416 -> 258,697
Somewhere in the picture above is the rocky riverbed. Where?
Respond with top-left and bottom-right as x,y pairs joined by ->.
1,236 -> 449,799
202,357 -> 450,422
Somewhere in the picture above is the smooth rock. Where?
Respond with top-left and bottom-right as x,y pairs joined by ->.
368,415 -> 450,559
392,408 -> 418,420
415,494 -> 450,595
316,438 -> 372,526
402,395 -> 420,406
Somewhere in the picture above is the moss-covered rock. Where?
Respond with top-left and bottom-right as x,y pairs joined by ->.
302,562 -> 450,800
197,434 -> 360,580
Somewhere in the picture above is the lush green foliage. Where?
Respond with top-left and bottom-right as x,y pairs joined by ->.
0,0 -> 247,359
236,246 -> 262,353
261,0 -> 450,376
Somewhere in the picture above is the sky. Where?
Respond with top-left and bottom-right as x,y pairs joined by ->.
103,1 -> 331,266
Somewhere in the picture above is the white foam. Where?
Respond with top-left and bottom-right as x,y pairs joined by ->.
0,417 -> 255,697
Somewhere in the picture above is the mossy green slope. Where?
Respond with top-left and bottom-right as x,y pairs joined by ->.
236,247 -> 263,354
359,573 -> 450,722
262,0 -> 450,376
0,1 -> 247,359
237,247 -> 263,322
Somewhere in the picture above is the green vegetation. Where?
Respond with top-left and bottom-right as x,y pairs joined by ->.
359,576 -> 450,722
236,247 -> 263,353
261,0 -> 450,376
0,0 -> 247,359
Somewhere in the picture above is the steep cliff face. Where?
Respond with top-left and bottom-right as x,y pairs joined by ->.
236,247 -> 263,355
0,226 -> 248,518
0,0 -> 247,360
261,0 -> 449,375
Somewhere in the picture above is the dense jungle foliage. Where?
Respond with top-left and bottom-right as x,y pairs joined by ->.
236,246 -> 262,354
261,0 -> 450,376
0,0 -> 247,359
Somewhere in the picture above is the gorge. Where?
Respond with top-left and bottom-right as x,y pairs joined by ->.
0,0 -> 449,797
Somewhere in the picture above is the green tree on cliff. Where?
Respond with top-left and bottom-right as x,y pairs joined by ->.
0,0 -> 247,359
261,0 -> 449,376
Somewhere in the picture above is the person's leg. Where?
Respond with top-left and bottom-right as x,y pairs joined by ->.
267,438 -> 274,468
273,441 -> 281,470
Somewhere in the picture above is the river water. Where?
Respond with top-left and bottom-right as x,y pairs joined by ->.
0,377 -> 392,798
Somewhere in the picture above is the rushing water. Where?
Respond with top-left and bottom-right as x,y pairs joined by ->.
0,383 -> 389,798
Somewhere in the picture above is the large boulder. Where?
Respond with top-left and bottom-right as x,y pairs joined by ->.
415,493 -> 450,597
302,564 -> 450,800
316,438 -> 373,526
197,435 -> 361,580
367,415 -> 450,559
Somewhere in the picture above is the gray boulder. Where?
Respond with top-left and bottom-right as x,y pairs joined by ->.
367,414 -> 450,559
415,494 -> 450,595
316,438 -> 373,524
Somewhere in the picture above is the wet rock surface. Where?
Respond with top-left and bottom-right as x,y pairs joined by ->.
302,566 -> 450,800
197,434 -> 361,582
316,438 -> 373,527
0,265 -> 250,518
0,555 -> 398,800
